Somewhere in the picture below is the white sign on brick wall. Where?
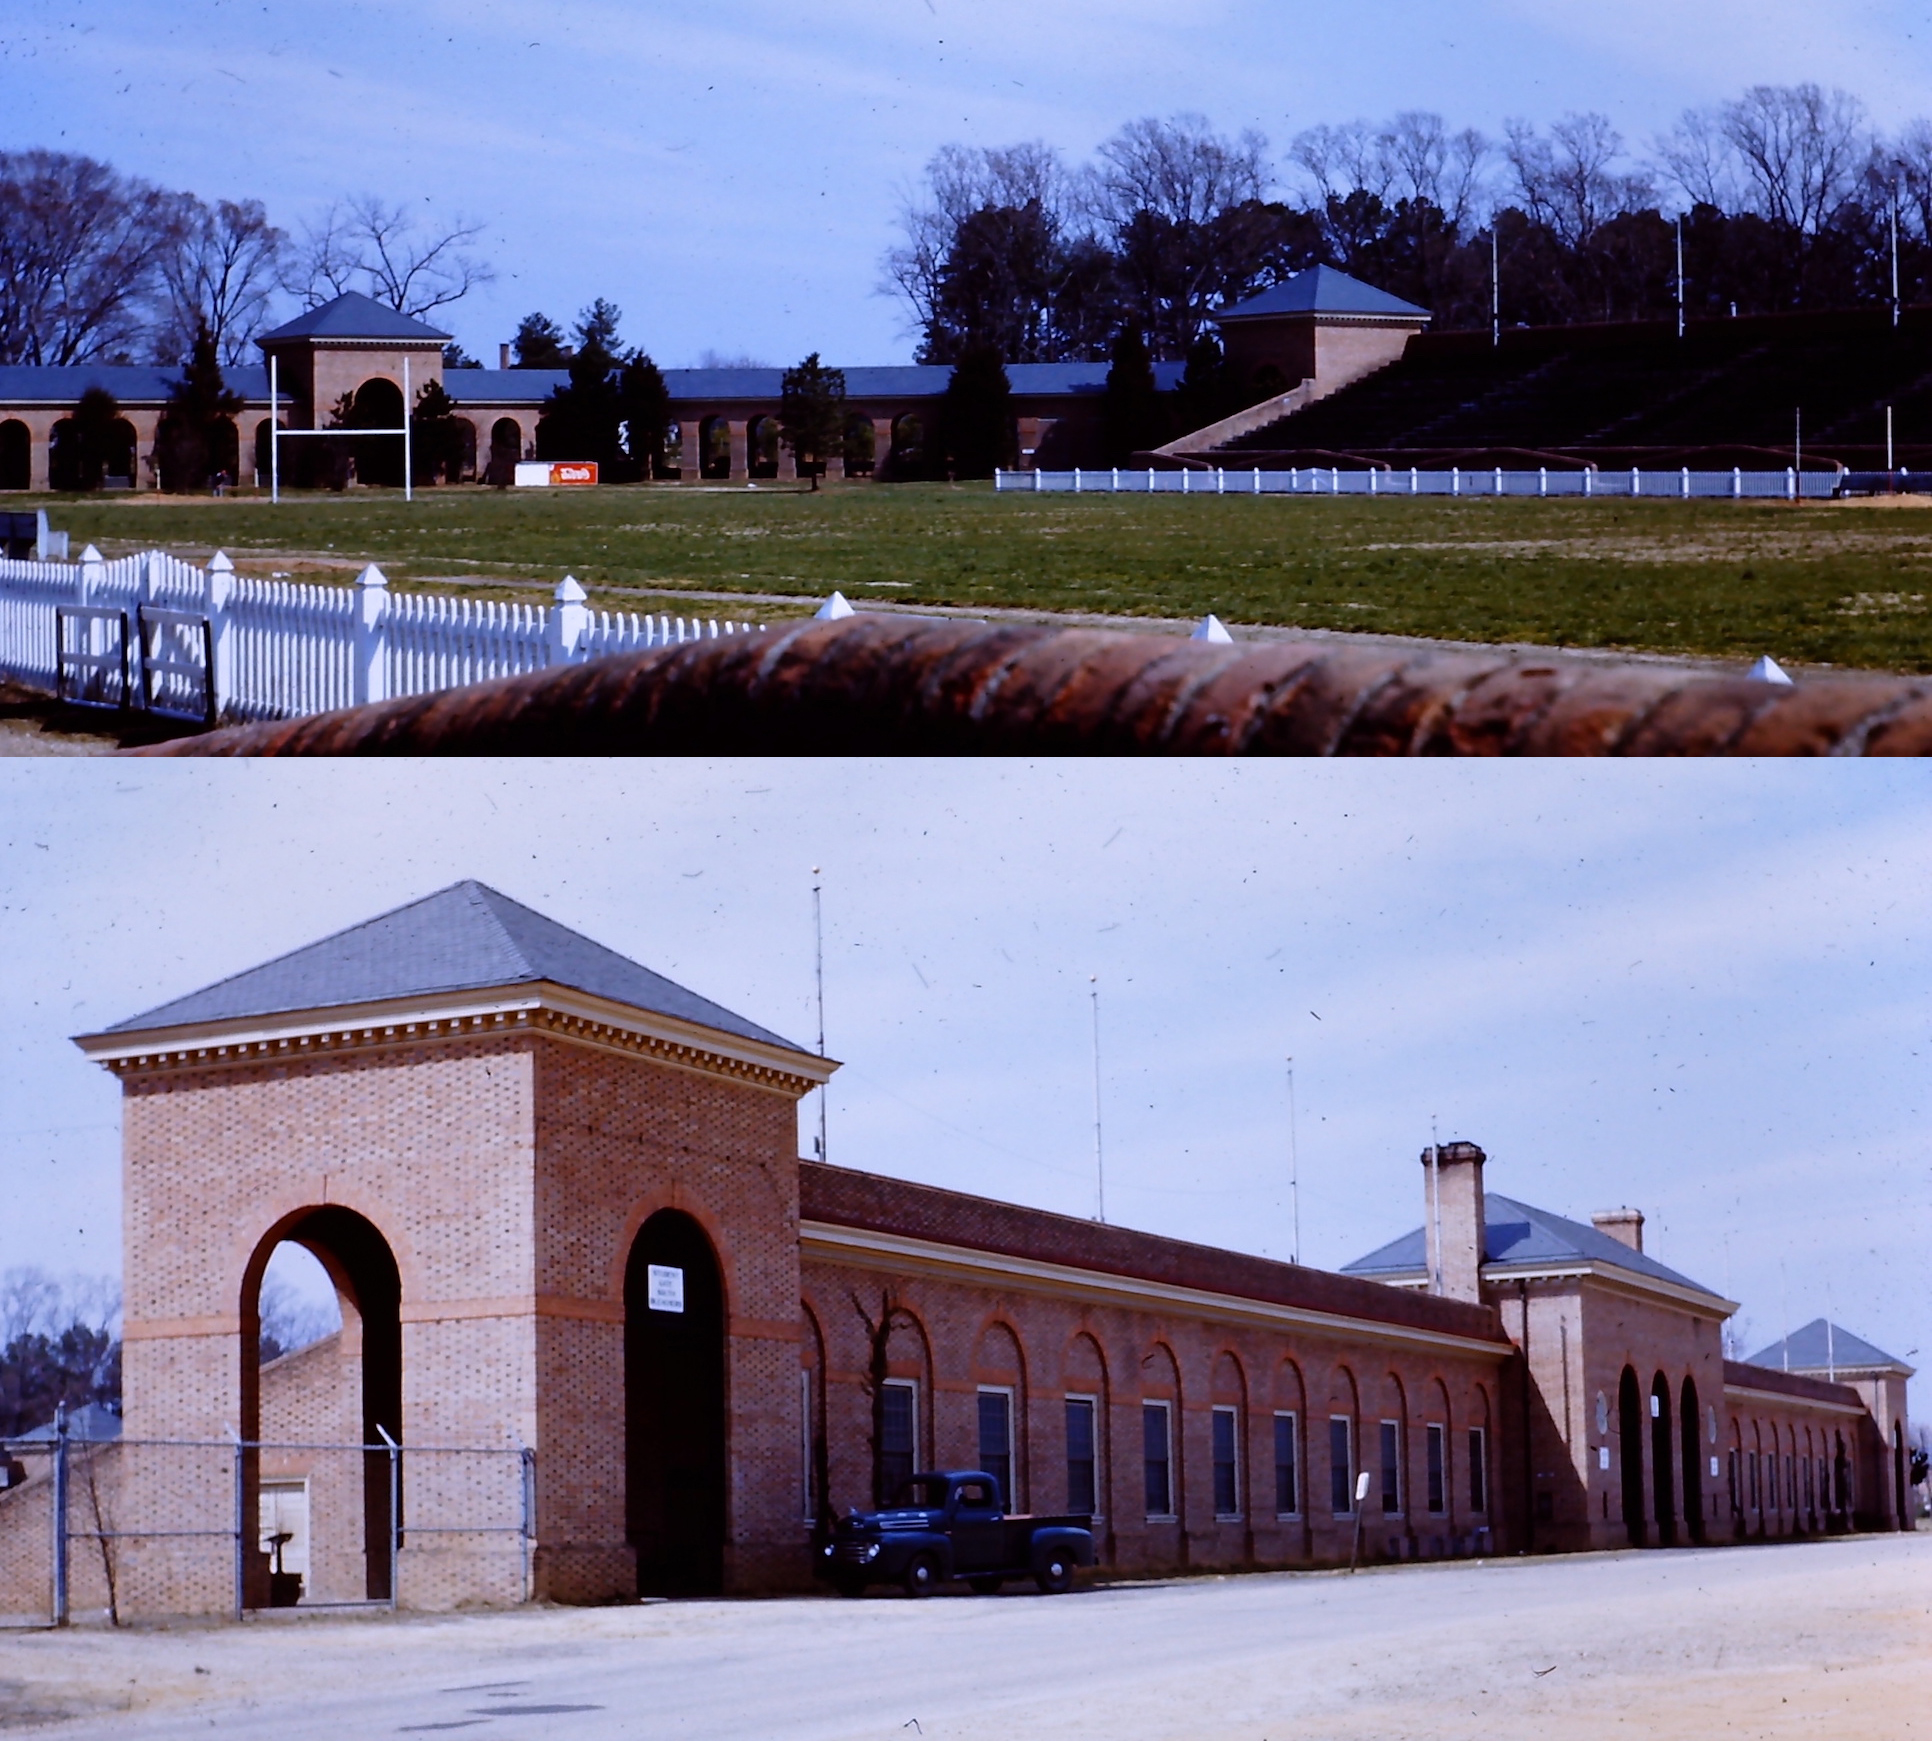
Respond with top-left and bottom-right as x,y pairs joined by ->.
647,1265 -> 685,1313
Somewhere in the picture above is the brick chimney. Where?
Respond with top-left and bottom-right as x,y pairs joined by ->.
1422,1141 -> 1487,1302
1591,1208 -> 1644,1253
500,342 -> 512,369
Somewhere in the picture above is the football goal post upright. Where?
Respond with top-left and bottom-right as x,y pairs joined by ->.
268,354 -> 413,503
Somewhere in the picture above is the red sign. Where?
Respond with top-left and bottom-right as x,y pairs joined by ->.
551,463 -> 597,486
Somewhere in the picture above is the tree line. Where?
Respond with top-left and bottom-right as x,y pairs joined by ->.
886,86 -> 1932,367
0,1269 -> 120,1443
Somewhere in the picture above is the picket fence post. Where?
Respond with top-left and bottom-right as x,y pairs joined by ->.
78,544 -> 104,606
546,575 -> 589,665
353,564 -> 390,705
204,551 -> 235,721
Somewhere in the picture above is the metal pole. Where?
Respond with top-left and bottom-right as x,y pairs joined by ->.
51,1403 -> 68,1627
1090,976 -> 1105,1224
230,1428 -> 245,1622
269,356 -> 279,504
1893,182 -> 1902,329
1675,216 -> 1685,340
402,357 -> 413,503
1795,408 -> 1802,495
1286,1057 -> 1300,1266
1491,229 -> 1500,348
519,1445 -> 535,1603
812,868 -> 828,1165
1889,405 -> 1895,474
378,1425 -> 400,1612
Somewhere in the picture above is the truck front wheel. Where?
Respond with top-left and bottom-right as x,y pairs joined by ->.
902,1552 -> 941,1598
1033,1551 -> 1074,1595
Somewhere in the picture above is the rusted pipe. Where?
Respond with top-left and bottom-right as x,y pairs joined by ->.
130,616 -> 1932,756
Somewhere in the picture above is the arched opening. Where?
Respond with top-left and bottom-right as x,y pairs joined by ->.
1679,1376 -> 1704,1543
973,1320 -> 1027,1511
701,416 -> 731,479
253,419 -> 287,485
1649,1373 -> 1676,1545
1895,1420 -> 1909,1529
0,420 -> 27,490
842,413 -> 876,476
1833,1429 -> 1850,1521
624,1209 -> 726,1596
240,1206 -> 401,1607
105,418 -> 137,487
349,378 -> 406,486
1065,1331 -> 1110,1554
746,414 -> 780,480
1618,1366 -> 1645,1546
455,418 -> 478,483
487,418 -> 522,485
889,413 -> 926,478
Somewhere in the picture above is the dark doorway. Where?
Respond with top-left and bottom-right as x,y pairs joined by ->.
625,1210 -> 726,1595
0,420 -> 29,490
1618,1365 -> 1645,1546
242,1205 -> 402,1604
489,418 -> 522,483
1679,1376 -> 1704,1543
350,378 -> 406,486
1895,1422 -> 1908,1530
1650,1373 -> 1676,1545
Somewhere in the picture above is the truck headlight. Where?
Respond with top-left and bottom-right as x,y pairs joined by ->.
862,1543 -> 880,1561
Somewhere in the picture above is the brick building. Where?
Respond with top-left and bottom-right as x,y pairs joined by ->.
0,881 -> 1910,1619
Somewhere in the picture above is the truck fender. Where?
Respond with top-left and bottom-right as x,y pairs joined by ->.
1029,1526 -> 1095,1569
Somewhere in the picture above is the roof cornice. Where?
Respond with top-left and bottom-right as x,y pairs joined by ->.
1723,1380 -> 1866,1417
801,1221 -> 1513,1359
73,980 -> 836,1098
1358,1259 -> 1737,1318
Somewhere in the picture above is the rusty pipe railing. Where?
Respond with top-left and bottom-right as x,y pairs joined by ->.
128,616 -> 1932,756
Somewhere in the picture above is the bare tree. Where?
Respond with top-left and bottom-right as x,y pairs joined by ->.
0,151 -> 181,365
1504,113 -> 1653,248
288,195 -> 494,318
153,196 -> 286,366
1088,115 -> 1270,232
1293,113 -> 1491,231
1664,85 -> 1869,234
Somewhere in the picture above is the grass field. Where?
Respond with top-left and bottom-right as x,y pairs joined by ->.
37,480 -> 1932,671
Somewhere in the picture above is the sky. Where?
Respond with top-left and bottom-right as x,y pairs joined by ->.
2,759 -> 1928,1402
11,0 -> 1932,366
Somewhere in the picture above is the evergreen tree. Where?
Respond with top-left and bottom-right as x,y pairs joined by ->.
537,308 -> 623,466
52,388 -> 128,491
1101,327 -> 1164,463
936,343 -> 1012,479
778,352 -> 847,489
442,342 -> 483,369
618,352 -> 671,481
155,323 -> 242,491
410,379 -> 466,485
511,312 -> 570,368
1171,331 -> 1241,436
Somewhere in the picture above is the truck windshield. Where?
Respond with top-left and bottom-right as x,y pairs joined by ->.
890,1478 -> 949,1509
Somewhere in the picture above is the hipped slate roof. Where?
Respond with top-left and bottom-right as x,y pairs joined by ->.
445,360 -> 1187,405
1217,264 -> 1431,323
257,292 -> 451,345
1746,1319 -> 1912,1374
99,880 -> 801,1052
1342,1191 -> 1718,1297
0,365 -> 271,405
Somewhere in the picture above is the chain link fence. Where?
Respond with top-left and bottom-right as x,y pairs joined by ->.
0,1414 -> 534,1625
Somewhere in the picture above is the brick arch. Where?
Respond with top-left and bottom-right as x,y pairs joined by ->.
799,1295 -> 829,1529
1211,1348 -> 1248,1407
607,1189 -> 744,1320
1275,1355 -> 1308,1416
1140,1338 -> 1181,1400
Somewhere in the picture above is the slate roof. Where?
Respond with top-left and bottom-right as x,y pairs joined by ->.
256,292 -> 451,346
437,360 -> 1186,406
1746,1319 -> 1912,1374
13,1402 -> 123,1443
1342,1191 -> 1719,1298
1216,264 -> 1431,323
98,880 -> 803,1053
0,364 -> 271,405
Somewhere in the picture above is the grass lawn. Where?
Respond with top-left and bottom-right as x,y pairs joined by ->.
35,480 -> 1932,671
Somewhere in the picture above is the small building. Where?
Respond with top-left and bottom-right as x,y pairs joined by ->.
1212,265 -> 1431,404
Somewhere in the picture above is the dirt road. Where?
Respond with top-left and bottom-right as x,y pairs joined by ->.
3,1533 -> 1927,1740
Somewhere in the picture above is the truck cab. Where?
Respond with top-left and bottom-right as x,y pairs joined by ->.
817,1470 -> 1094,1597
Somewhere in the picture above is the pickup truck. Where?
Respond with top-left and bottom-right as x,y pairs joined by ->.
817,1470 -> 1094,1597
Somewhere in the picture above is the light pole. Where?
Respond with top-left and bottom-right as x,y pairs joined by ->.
1089,976 -> 1105,1223
812,867 -> 828,1164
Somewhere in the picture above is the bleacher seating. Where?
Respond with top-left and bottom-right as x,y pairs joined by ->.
1197,308 -> 1932,469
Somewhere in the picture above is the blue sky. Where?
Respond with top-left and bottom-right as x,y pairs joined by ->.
2,761 -> 1928,1393
10,0 -> 1932,365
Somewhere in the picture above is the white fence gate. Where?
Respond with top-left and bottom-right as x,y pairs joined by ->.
0,547 -> 760,726
998,465 -> 1842,500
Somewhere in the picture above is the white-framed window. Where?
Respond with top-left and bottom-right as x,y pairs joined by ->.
1329,1415 -> 1354,1516
977,1385 -> 1015,1511
1273,1411 -> 1299,1518
1143,1400 -> 1175,1520
1425,1422 -> 1447,1515
880,1378 -> 918,1504
1211,1405 -> 1241,1519
1379,1419 -> 1403,1516
1065,1394 -> 1099,1517
1467,1426 -> 1488,1514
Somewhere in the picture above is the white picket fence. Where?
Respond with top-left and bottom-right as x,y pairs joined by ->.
0,546 -> 760,725
998,466 -> 1842,500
